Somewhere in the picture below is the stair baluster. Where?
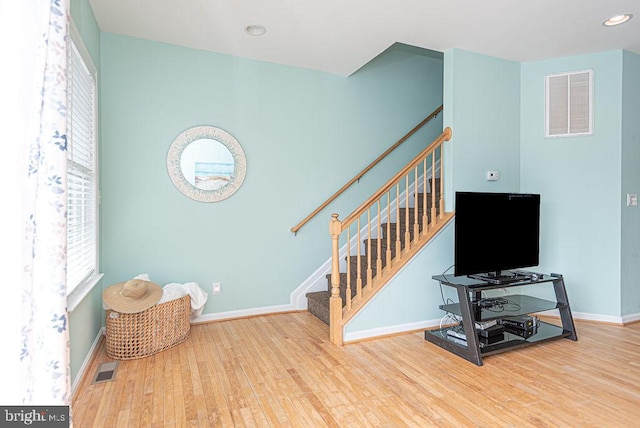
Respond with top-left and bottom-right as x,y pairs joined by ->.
385,196 -> 392,268
376,201 -> 382,278
404,176 -> 410,248
431,153 -> 437,225
346,226 -> 352,311
395,183 -> 401,259
422,160 -> 429,233
356,218 -> 363,299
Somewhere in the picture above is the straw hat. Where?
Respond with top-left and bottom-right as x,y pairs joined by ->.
103,279 -> 163,313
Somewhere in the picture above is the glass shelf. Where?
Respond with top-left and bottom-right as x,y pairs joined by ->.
479,321 -> 570,354
439,294 -> 564,322
426,321 -> 570,354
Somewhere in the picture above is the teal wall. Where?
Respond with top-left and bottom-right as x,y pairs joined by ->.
347,49 -> 522,334
442,48 -> 520,305
348,48 -> 640,337
444,49 -> 522,199
621,51 -> 640,316
99,34 -> 444,316
69,0 -> 103,386
521,51 -> 623,317
70,0 -> 100,68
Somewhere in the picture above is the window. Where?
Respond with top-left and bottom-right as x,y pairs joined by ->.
545,69 -> 593,137
67,26 -> 99,308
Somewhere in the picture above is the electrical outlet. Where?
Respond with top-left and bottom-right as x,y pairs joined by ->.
627,193 -> 638,207
212,282 -> 221,294
486,171 -> 499,181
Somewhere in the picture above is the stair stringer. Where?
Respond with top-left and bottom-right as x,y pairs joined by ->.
290,163 -> 440,309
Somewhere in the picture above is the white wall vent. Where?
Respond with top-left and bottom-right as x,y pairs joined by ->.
545,69 -> 593,137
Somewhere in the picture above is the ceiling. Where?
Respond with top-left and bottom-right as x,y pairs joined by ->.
88,0 -> 640,76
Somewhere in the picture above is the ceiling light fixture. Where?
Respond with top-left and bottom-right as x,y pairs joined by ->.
602,14 -> 633,26
245,25 -> 267,36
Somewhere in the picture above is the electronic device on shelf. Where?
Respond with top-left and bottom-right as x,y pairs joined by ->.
477,324 -> 505,338
474,297 -> 511,309
475,319 -> 498,330
500,315 -> 535,330
500,315 -> 539,338
446,328 -> 467,341
446,326 -> 507,348
454,191 -> 541,284
447,323 -> 505,341
478,333 -> 505,345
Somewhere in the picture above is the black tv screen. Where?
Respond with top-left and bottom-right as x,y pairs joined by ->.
454,191 -> 540,280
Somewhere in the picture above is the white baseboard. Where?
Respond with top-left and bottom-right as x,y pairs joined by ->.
343,318 -> 441,343
191,303 -> 296,324
536,309 -> 628,325
622,312 -> 640,324
72,327 -> 105,396
571,310 -> 624,324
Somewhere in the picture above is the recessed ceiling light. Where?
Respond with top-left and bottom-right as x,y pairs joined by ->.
603,14 -> 633,26
245,25 -> 267,36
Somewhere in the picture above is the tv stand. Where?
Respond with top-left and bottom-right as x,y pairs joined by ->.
425,272 -> 577,366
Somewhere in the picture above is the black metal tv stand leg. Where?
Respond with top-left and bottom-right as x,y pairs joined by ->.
456,286 -> 483,366
551,274 -> 578,340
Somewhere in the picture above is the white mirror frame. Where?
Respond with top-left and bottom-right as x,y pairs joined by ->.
167,125 -> 247,202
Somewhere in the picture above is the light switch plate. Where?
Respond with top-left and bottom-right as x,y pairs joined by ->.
627,193 -> 638,206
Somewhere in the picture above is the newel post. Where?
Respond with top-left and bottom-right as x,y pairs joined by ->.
329,213 -> 344,345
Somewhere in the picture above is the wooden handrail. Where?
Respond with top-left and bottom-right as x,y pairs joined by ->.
340,127 -> 451,229
290,104 -> 443,234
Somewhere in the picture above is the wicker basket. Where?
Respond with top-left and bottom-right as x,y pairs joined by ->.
105,295 -> 191,360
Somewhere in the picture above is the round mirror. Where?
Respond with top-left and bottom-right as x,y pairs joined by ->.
167,126 -> 246,202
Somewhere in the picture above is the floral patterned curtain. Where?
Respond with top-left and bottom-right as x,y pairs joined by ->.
20,0 -> 71,404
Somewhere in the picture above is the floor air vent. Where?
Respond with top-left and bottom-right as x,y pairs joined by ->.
92,361 -> 120,384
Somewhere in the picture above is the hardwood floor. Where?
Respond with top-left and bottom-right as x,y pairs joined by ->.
72,312 -> 640,427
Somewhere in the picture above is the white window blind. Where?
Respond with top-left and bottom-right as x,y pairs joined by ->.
545,70 -> 593,137
67,37 -> 97,295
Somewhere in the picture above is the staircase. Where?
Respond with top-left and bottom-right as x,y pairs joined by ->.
291,115 -> 452,345
306,184 -> 441,325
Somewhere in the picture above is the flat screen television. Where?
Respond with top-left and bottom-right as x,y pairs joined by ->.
454,191 -> 540,283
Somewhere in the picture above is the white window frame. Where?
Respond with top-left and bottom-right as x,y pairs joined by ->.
67,21 -> 102,312
545,69 -> 593,138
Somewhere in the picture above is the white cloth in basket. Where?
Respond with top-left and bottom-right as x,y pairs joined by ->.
133,274 -> 208,321
158,282 -> 208,321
